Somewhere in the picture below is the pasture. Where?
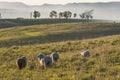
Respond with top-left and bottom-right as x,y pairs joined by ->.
0,22 -> 120,80
0,19 -> 111,28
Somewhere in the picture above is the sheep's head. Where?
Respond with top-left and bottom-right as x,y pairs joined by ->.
52,52 -> 59,62
37,54 -> 46,60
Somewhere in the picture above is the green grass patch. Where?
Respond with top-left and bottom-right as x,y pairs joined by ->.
22,31 -> 46,37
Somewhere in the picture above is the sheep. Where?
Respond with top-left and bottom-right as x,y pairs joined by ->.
50,52 -> 59,63
39,56 -> 52,69
16,56 -> 27,69
80,51 -> 90,57
37,53 -> 46,60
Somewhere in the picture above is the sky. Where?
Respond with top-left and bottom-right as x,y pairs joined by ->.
0,0 -> 119,5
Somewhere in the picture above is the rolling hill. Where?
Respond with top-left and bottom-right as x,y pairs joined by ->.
0,22 -> 120,79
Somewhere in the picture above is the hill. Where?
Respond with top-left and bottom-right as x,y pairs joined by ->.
0,20 -> 17,28
0,22 -> 120,79
0,2 -> 29,9
0,2 -> 120,20
0,19 -> 112,28
0,22 -> 120,47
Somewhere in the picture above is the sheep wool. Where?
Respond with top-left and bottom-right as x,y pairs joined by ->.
39,56 -> 52,69
80,51 -> 90,57
16,56 -> 27,69
50,52 -> 59,62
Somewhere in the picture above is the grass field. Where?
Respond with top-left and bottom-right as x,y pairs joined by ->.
0,22 -> 120,80
0,19 -> 111,28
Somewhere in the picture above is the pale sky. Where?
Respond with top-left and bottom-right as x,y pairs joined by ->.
0,0 -> 119,5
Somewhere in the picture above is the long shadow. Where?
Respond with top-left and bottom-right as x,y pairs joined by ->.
0,27 -> 120,48
0,19 -> 112,29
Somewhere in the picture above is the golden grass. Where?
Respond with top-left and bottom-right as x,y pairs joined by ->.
0,22 -> 120,80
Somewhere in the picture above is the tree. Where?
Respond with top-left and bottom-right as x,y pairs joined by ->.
49,10 -> 57,18
64,11 -> 72,19
0,13 -> 1,18
73,13 -> 77,18
59,11 -> 72,19
85,9 -> 94,20
33,10 -> 40,19
59,12 -> 64,19
80,13 -> 85,19
30,12 -> 32,19
80,9 -> 94,20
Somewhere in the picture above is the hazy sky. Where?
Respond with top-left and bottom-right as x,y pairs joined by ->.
0,0 -> 119,5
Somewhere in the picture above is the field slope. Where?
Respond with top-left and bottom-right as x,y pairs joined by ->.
0,22 -> 120,80
0,19 -> 111,28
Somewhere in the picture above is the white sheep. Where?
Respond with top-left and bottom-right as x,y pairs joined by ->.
50,52 -> 59,63
39,55 -> 52,69
80,51 -> 90,57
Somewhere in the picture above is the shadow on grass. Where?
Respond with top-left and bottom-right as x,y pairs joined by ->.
0,28 -> 120,48
0,19 -> 111,29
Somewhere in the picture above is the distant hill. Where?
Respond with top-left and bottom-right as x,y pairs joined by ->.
0,2 -> 120,20
0,2 -> 29,9
0,21 -> 17,28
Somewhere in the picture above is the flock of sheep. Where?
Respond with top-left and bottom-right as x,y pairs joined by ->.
16,52 -> 59,69
38,52 -> 59,69
16,51 -> 91,70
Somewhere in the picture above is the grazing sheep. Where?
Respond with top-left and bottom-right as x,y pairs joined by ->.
39,56 -> 52,69
50,52 -> 59,62
16,56 -> 27,69
80,51 -> 90,57
37,53 -> 46,60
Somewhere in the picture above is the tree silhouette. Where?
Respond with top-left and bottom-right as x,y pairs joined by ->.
73,13 -> 77,18
49,10 -> 57,18
33,10 -> 40,19
30,12 -> 32,19
80,13 -> 85,19
0,13 -> 1,18
80,9 -> 94,20
64,11 -> 72,19
59,12 -> 64,19
59,11 -> 72,19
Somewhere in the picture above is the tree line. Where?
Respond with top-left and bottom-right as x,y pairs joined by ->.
0,9 -> 94,20
32,9 -> 94,20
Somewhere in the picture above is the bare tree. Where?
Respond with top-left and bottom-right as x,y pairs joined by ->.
30,12 -> 32,19
80,13 -> 86,19
0,13 -> 1,18
85,9 -> 94,20
80,9 -> 94,20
